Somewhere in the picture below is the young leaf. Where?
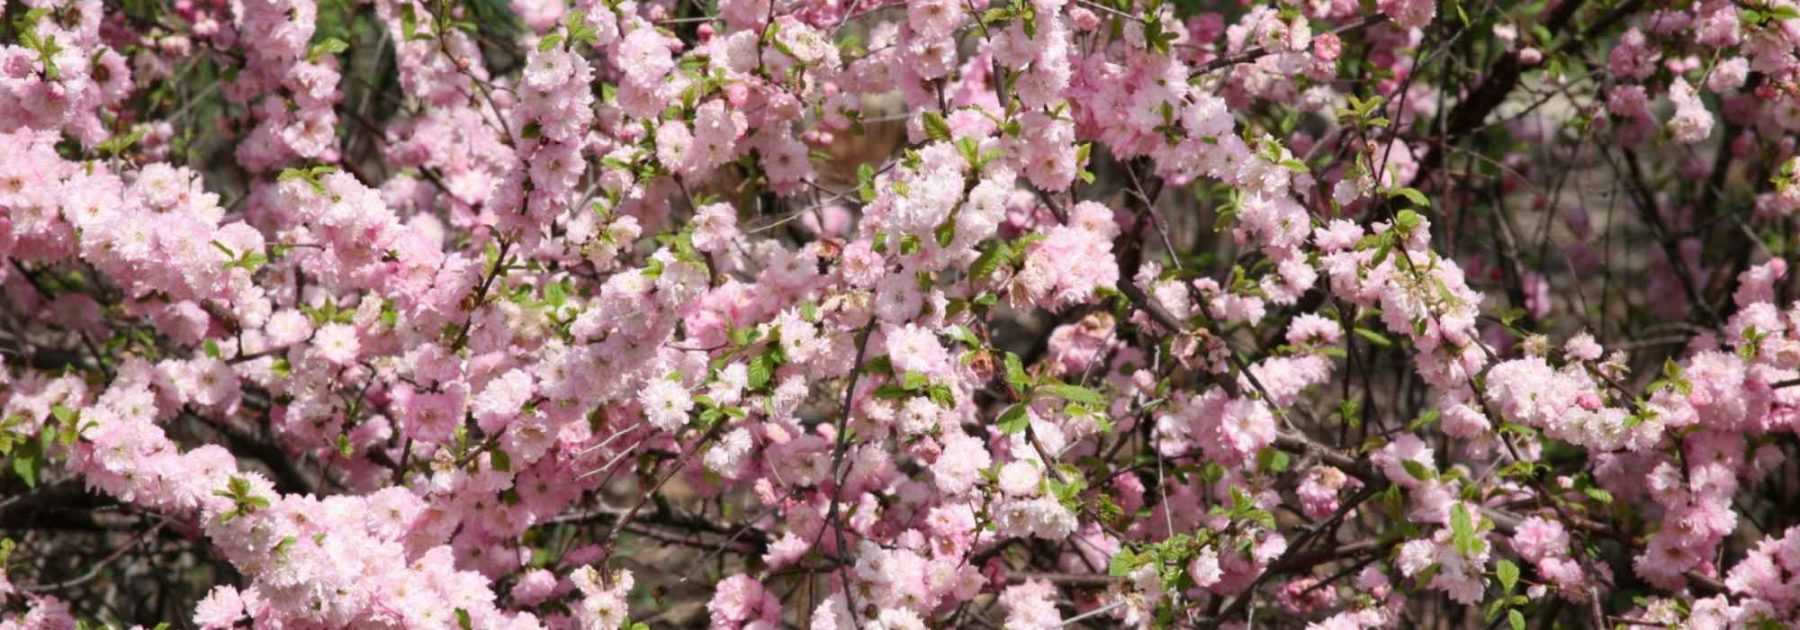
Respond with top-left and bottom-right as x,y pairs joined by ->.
855,163 -> 877,203
1450,504 -> 1481,556
11,440 -> 39,488
1401,459 -> 1435,481
1389,187 -> 1430,208
922,111 -> 952,142
1039,382 -> 1107,406
1354,327 -> 1394,347
309,37 -> 349,62
1256,448 -> 1291,473
1004,352 -> 1030,392
997,403 -> 1030,433
1496,558 -> 1519,593
971,241 -> 1013,280
747,354 -> 774,390
1395,209 -> 1423,232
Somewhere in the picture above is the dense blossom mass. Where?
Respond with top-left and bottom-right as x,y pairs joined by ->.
4,0 -> 1800,627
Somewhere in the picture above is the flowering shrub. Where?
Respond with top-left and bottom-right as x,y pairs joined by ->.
6,0 -> 1800,626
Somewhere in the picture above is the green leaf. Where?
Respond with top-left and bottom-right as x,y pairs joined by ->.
747,353 -> 774,390
1401,459 -> 1435,481
1450,504 -> 1482,557
944,325 -> 981,348
1370,240 -> 1393,267
1197,462 -> 1226,485
1484,597 -> 1508,623
277,166 -> 332,194
1108,548 -> 1143,577
232,251 -> 268,272
1354,327 -> 1394,347
766,25 -> 801,61
926,384 -> 955,408
97,127 -> 147,157
971,241 -> 1013,280
1004,352 -> 1029,392
11,440 -> 40,488
725,327 -> 751,350
956,136 -> 981,167
1256,447 -> 1291,473
1040,382 -> 1107,406
935,219 -> 956,247
855,163 -> 877,203
309,37 -> 349,62
455,608 -> 472,630
1395,209 -> 1423,232
1389,187 -> 1429,208
1334,398 -> 1363,429
544,282 -> 568,309
922,111 -> 952,142
490,447 -> 511,472
565,10 -> 599,46
1507,610 -> 1525,630
272,535 -> 296,559
1496,558 -> 1519,593
997,403 -> 1030,433
862,355 -> 892,375
1045,472 -> 1087,511
399,3 -> 420,40
1401,409 -> 1438,432
1583,487 -> 1613,505
901,371 -> 930,391
204,339 -> 222,359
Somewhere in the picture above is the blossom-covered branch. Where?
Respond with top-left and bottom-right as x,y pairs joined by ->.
4,0 -> 1800,627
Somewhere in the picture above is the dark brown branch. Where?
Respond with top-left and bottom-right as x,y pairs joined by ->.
1409,0 -> 1629,189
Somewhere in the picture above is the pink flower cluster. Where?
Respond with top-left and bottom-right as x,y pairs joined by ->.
9,0 -> 1800,627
